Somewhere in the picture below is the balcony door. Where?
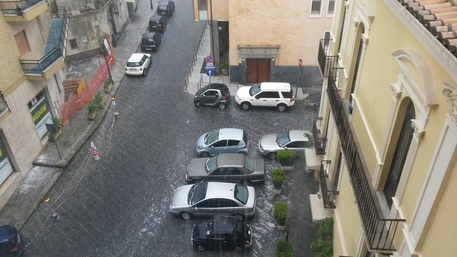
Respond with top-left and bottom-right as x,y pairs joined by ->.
383,101 -> 415,208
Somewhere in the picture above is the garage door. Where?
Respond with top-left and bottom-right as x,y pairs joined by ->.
246,59 -> 270,83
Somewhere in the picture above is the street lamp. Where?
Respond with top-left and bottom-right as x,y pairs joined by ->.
100,42 -> 112,81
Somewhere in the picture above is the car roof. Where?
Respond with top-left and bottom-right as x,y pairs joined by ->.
259,82 -> 291,91
149,15 -> 163,21
211,215 -> 239,234
288,130 -> 309,141
216,154 -> 245,167
207,83 -> 228,90
128,53 -> 148,62
142,32 -> 158,39
205,182 -> 242,198
218,128 -> 244,140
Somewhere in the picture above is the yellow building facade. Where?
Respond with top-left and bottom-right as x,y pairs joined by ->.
314,0 -> 457,256
193,0 -> 334,85
0,1 -> 67,209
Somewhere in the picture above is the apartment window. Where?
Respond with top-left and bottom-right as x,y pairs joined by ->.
327,0 -> 335,15
383,101 -> 415,208
311,0 -> 322,15
70,39 -> 78,49
198,0 -> 208,20
14,30 -> 31,58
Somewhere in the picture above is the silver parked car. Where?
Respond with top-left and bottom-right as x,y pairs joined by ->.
259,130 -> 312,159
195,128 -> 249,157
185,153 -> 265,184
169,181 -> 256,220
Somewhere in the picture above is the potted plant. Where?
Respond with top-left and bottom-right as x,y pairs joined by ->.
103,77 -> 113,93
272,168 -> 285,195
273,202 -> 288,230
311,217 -> 333,257
220,58 -> 229,75
305,132 -> 314,148
48,117 -> 63,142
275,240 -> 293,257
87,101 -> 98,120
93,91 -> 106,109
277,150 -> 296,171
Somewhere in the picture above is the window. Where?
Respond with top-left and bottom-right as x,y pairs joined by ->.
70,39 -> 78,49
212,140 -> 227,147
311,0 -> 322,15
227,140 -> 240,146
257,92 -> 280,98
383,101 -> 415,208
14,30 -> 31,57
327,0 -> 335,15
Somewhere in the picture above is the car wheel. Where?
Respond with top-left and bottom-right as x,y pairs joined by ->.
142,69 -> 146,76
200,152 -> 210,157
277,103 -> 287,112
234,214 -> 244,221
268,152 -> 277,160
194,101 -> 203,107
241,102 -> 251,110
235,246 -> 244,252
180,212 -> 191,220
218,103 -> 226,110
196,245 -> 205,251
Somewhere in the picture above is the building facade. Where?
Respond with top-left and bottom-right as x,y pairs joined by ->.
0,0 -> 68,209
312,0 -> 457,256
193,0 -> 334,85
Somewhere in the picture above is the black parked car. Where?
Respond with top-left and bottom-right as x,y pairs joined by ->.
141,32 -> 161,52
157,0 -> 175,17
148,15 -> 167,33
194,83 -> 231,110
0,225 -> 23,257
192,215 -> 252,252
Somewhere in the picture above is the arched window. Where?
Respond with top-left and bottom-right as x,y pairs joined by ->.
383,101 -> 415,208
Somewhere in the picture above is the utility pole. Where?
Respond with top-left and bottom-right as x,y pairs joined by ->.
100,42 -> 113,81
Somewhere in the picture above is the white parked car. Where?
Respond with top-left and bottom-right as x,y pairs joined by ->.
235,82 -> 294,112
259,130 -> 312,159
169,181 -> 256,220
125,53 -> 151,76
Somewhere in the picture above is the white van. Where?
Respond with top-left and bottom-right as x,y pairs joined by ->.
235,82 -> 294,112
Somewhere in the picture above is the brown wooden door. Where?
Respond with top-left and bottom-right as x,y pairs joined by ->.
246,59 -> 270,83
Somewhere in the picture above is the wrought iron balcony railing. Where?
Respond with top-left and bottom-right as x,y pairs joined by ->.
326,68 -> 405,253
313,117 -> 327,155
20,11 -> 68,78
318,38 -> 339,77
319,160 -> 337,209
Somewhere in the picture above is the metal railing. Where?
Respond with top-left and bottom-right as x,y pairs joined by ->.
20,10 -> 67,76
318,38 -> 339,77
185,21 -> 209,89
327,68 -> 405,253
313,117 -> 327,155
319,160 -> 337,209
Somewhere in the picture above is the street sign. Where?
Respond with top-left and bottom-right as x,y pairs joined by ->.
205,55 -> 214,63
206,66 -> 215,76
298,59 -> 303,67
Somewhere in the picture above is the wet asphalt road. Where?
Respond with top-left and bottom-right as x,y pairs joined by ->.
20,1 -> 319,256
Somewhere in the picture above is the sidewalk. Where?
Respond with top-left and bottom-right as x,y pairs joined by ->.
0,11 -> 210,230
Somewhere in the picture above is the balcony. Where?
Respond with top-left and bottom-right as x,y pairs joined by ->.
1,0 -> 48,22
319,160 -> 337,209
318,38 -> 339,77
20,13 -> 68,80
313,117 -> 327,155
327,68 -> 405,253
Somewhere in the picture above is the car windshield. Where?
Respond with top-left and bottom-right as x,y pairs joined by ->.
234,184 -> 249,205
158,5 -> 167,11
127,61 -> 141,67
276,131 -> 291,147
188,182 -> 208,205
205,129 -> 219,144
206,156 -> 218,173
243,156 -> 254,173
249,84 -> 261,96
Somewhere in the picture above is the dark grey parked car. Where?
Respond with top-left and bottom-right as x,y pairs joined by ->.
157,0 -> 175,17
141,32 -> 161,51
185,153 -> 265,184
148,15 -> 167,33
194,83 -> 231,110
